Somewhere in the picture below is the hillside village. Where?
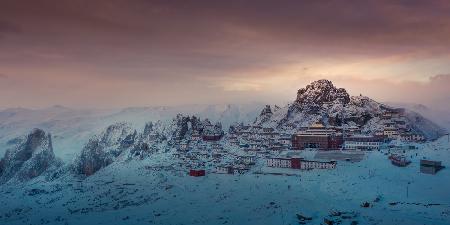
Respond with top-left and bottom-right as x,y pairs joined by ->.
167,80 -> 445,177
0,80 -> 448,225
0,80 -> 445,182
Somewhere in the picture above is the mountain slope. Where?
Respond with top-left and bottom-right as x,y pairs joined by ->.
255,79 -> 446,139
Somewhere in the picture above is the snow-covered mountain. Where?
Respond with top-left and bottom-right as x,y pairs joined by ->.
254,79 -> 446,139
386,102 -> 450,132
72,113 -> 227,176
0,80 -> 449,225
0,103 -> 263,160
0,129 -> 61,184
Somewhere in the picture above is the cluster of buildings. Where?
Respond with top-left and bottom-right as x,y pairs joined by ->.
173,133 -> 258,176
378,107 -> 425,142
228,124 -> 292,152
290,122 -> 384,151
175,106 -> 433,177
291,107 -> 426,151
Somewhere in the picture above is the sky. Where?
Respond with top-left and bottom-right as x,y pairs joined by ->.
0,0 -> 449,110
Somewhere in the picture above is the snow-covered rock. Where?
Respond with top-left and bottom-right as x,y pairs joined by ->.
0,128 -> 60,184
254,79 -> 446,139
73,122 -> 136,176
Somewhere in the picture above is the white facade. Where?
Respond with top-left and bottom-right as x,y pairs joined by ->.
300,160 -> 336,170
384,129 -> 399,139
266,158 -> 291,168
238,155 -> 256,165
400,134 -> 425,142
344,141 -> 380,150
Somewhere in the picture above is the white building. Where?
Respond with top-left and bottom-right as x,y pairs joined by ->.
266,157 -> 292,168
344,135 -> 382,150
237,155 -> 257,165
400,133 -> 425,142
300,160 -> 336,170
384,129 -> 399,139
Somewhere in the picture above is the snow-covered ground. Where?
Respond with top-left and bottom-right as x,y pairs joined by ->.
1,137 -> 449,225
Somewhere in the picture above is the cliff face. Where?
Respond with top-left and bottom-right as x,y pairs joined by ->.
0,129 -> 57,183
75,122 -> 135,176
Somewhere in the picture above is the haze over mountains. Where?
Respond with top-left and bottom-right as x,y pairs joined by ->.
0,80 -> 447,162
0,79 -> 448,225
0,103 -> 264,160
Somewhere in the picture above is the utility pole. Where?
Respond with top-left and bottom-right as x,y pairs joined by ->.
406,181 -> 411,198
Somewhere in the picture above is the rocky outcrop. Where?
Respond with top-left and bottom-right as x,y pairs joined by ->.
0,128 -> 58,183
74,122 -> 135,176
253,79 -> 445,139
169,114 -> 224,142
172,114 -> 191,140
294,79 -> 350,113
254,105 -> 273,125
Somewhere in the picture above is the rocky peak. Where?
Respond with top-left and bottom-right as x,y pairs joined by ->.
260,105 -> 273,116
100,122 -> 134,146
0,128 -> 57,183
295,80 -> 350,110
255,105 -> 273,124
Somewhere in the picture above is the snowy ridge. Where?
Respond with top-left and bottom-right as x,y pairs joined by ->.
0,103 -> 263,160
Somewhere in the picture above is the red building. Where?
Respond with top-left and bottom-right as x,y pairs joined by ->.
291,123 -> 343,150
291,158 -> 301,169
202,134 -> 222,141
189,169 -> 206,177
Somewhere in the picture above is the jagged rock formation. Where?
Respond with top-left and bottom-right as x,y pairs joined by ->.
169,114 -> 224,142
74,122 -> 136,176
294,79 -> 350,113
74,120 -> 177,176
257,105 -> 273,124
0,128 -> 59,183
254,79 -> 446,139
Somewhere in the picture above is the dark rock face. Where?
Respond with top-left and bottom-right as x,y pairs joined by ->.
258,105 -> 273,124
0,129 -> 56,183
143,122 -> 153,136
294,79 -> 350,113
170,114 -> 223,141
172,114 -> 191,140
75,122 -> 135,176
130,142 -> 152,159
76,139 -> 113,176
